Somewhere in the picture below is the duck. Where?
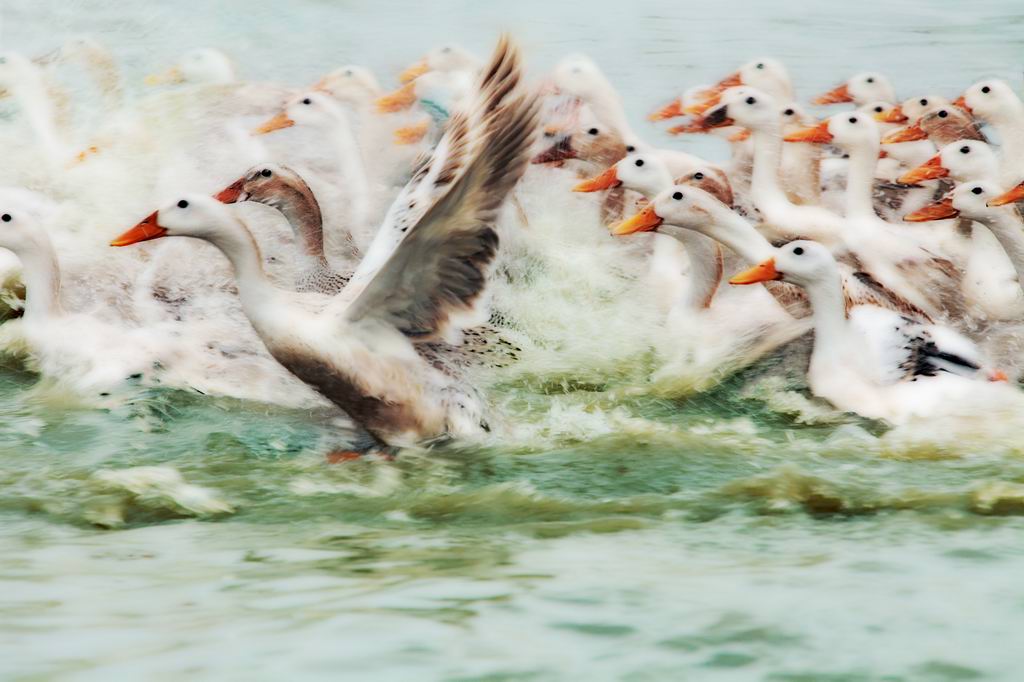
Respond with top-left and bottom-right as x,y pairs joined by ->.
145,48 -> 237,86
395,44 -> 480,84
956,79 -> 1024,185
813,72 -> 897,106
111,37 -> 539,451
668,57 -> 794,117
729,240 -> 1014,424
898,139 -> 1000,186
882,104 -> 986,147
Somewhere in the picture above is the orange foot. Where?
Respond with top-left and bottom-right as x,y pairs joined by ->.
326,450 -> 363,464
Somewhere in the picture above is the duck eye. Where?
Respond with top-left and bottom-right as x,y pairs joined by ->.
756,62 -> 764,69
972,186 -> 983,195
177,200 -> 189,209
588,128 -> 599,135
874,106 -> 883,112
693,172 -> 704,180
982,86 -> 991,94
938,110 -> 948,118
635,159 -> 644,167
960,146 -> 970,154
849,117 -> 858,123
919,98 -> 928,106
866,77 -> 875,83
784,108 -> 795,116
261,168 -> 272,177
1,214 -> 10,223
302,98 -> 312,105
745,96 -> 756,105
344,69 -> 353,76
793,246 -> 804,255
672,191 -> 683,200
626,145 -> 635,152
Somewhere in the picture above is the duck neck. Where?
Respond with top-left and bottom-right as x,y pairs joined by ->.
688,204 -> 775,265
750,124 -> 792,210
991,104 -> 1024,160
329,113 -> 371,247
261,183 -> 333,279
206,220 -> 280,315
15,236 -> 64,320
16,76 -> 66,166
806,271 -> 848,359
630,168 -> 674,200
979,209 -> 1024,288
676,232 -> 724,310
844,144 -> 880,221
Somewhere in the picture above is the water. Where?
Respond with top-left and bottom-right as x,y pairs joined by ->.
4,0 -> 1024,679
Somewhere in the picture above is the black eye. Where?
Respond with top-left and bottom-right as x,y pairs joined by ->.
972,186 -> 983,195
756,63 -> 764,69
177,200 -> 189,208
982,86 -> 991,94
745,96 -> 756,105
672,191 -> 683,200
938,110 -> 948,118
302,98 -> 312,105
626,145 -> 635,152
588,128 -> 599,135
866,77 -> 874,83
874,106 -> 883,112
784,108 -> 795,116
919,99 -> 928,106
0,214 -> 10,223
849,117 -> 858,123
693,172 -> 704,180
261,168 -> 272,177
635,159 -> 644,167
793,246 -> 804,255
344,69 -> 353,76
960,146 -> 970,154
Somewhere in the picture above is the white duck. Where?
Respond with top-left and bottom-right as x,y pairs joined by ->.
813,72 -> 897,106
729,240 -> 1013,425
112,37 -> 539,451
957,79 -> 1024,185
145,48 -> 237,86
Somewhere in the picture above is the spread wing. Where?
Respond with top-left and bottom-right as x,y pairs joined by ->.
339,37 -> 540,340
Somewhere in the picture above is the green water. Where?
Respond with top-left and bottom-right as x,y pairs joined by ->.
5,0 -> 1024,679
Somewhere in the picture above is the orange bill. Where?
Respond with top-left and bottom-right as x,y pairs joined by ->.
988,182 -> 1024,207
375,82 -> 417,113
667,119 -> 716,135
399,60 -> 429,84
876,106 -> 908,123
573,165 -> 621,192
611,205 -> 663,235
882,123 -> 927,144
649,98 -> 685,121
784,120 -> 832,143
215,178 -> 246,203
254,111 -> 294,135
813,83 -> 852,105
110,211 -> 167,247
953,95 -> 972,113
394,120 -> 430,144
903,197 -> 959,222
685,72 -> 741,115
898,155 -> 948,185
729,258 -> 781,285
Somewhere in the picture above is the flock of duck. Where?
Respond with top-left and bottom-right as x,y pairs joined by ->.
3,35 -> 1024,456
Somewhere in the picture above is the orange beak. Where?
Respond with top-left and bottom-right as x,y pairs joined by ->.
953,95 -> 972,114
667,119 -> 715,135
898,155 -> 948,185
111,211 -> 167,247
729,258 -> 782,285
375,82 -> 417,113
876,106 -> 908,123
813,83 -> 853,105
784,120 -> 832,143
398,60 -> 429,84
903,197 -> 959,222
649,98 -> 685,121
685,73 -> 741,115
215,177 -> 246,204
988,182 -> 1024,207
394,120 -> 430,145
882,123 -> 927,144
254,111 -> 294,135
573,165 -> 621,192
728,128 -> 752,142
611,205 -> 663,235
